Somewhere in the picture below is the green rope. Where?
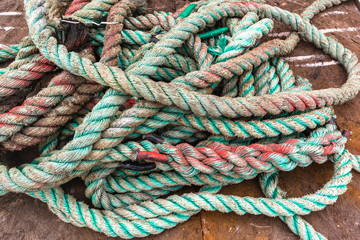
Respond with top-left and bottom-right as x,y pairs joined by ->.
178,3 -> 197,18
0,0 -> 359,239
198,27 -> 229,40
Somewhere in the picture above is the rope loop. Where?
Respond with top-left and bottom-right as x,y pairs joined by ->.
0,0 -> 359,238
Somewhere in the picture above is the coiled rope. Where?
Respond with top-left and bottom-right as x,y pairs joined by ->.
0,0 -> 359,238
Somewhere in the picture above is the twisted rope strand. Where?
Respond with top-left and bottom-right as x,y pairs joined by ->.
0,0 -> 359,238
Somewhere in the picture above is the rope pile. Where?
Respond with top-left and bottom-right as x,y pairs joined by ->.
0,0 -> 359,238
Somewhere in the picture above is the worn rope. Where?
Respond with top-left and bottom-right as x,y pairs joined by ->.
0,0 -> 359,239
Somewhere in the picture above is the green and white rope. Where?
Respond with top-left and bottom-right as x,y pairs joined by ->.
0,0 -> 359,239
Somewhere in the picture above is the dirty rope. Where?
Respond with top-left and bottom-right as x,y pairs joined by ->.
0,0 -> 359,239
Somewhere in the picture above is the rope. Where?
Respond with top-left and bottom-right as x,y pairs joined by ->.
0,0 -> 359,238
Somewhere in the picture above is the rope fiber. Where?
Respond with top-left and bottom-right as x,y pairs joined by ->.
0,0 -> 360,238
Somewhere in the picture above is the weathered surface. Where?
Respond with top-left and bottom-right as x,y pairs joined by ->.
0,0 -> 360,239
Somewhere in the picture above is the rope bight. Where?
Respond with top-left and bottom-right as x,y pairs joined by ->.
0,0 -> 359,238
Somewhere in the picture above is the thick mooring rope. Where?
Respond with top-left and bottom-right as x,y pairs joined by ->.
0,0 -> 359,239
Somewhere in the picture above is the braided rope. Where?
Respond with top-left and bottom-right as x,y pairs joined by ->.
0,0 -> 359,239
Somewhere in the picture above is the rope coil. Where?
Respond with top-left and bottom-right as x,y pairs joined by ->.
0,0 -> 359,239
